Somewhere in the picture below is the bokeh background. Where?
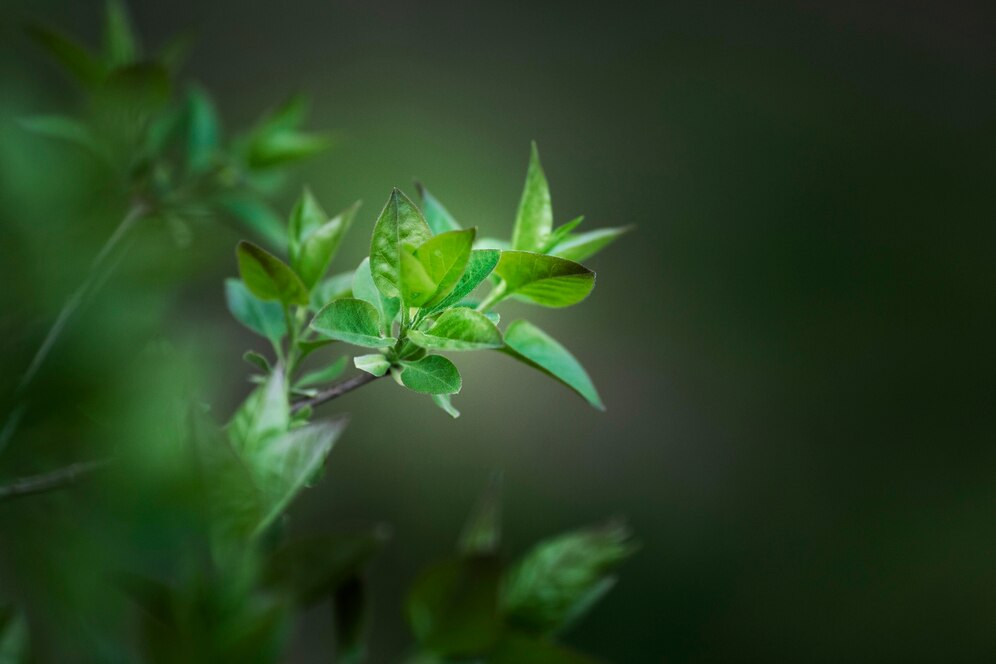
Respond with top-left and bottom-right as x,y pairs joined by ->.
2,0 -> 995,661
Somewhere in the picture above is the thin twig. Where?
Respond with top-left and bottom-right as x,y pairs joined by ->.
0,458 -> 112,502
291,372 -> 383,413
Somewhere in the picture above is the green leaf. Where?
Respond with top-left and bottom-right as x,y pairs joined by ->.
216,195 -> 287,251
399,355 -> 461,395
501,521 -> 636,636
408,308 -> 503,352
549,226 -> 632,263
0,605 -> 28,662
248,131 -> 330,169
310,270 -> 354,311
415,181 -> 462,234
353,258 -> 400,335
185,86 -> 220,174
511,142 -> 553,252
296,356 -> 347,387
431,394 -> 460,418
263,527 -> 389,606
369,188 -> 433,299
429,249 -> 501,312
542,216 -> 584,252
501,320 -> 603,410
296,201 -> 360,289
28,24 -> 105,87
355,354 -> 391,377
236,241 -> 309,306
225,278 -> 287,344
298,339 -> 336,360
494,252 -> 595,308
400,248 -> 438,308
488,632 -> 601,664
228,369 -> 290,460
458,473 -> 502,556
288,188 -> 326,261
406,556 -> 503,657
411,228 -> 476,307
19,115 -> 107,162
311,298 -> 396,348
243,350 -> 271,374
104,0 -> 139,65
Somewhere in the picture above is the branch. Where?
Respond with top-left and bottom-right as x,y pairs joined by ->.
0,458 -> 111,502
292,371 -> 382,413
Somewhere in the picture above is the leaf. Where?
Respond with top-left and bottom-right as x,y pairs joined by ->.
298,339 -> 336,360
104,0 -> 140,66
369,188 -> 432,299
399,355 -> 461,395
549,226 -> 632,263
494,252 -> 595,308
400,248 -> 438,309
27,24 -> 105,87
216,195 -> 287,251
0,605 -> 28,662
19,115 -> 107,162
355,354 -> 391,377
431,394 -> 460,419
501,320 -> 603,410
296,356 -> 347,387
288,188 -> 326,264
501,521 -> 636,636
236,241 -> 309,306
243,350 -> 271,374
311,298 -> 396,348
353,258 -> 400,335
225,278 -> 287,344
511,142 -> 553,252
542,216 -> 584,252
227,368 -> 290,460
185,86 -> 220,174
310,270 -> 354,311
406,556 -> 503,657
248,131 -> 330,169
263,527 -> 389,606
411,228 -> 476,307
408,309 -> 503,352
475,237 -> 511,251
488,632 -> 601,664
415,181 -> 462,233
458,473 -> 502,556
429,249 -> 501,312
296,201 -> 360,289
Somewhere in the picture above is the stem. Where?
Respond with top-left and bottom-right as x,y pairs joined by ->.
291,372 -> 382,413
476,281 -> 507,312
0,458 -> 112,503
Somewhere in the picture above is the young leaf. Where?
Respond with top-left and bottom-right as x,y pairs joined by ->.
248,131 -> 331,169
104,0 -> 140,66
494,252 -> 595,308
369,188 -> 432,299
296,201 -> 360,289
399,355 -> 461,395
549,226 -> 632,263
185,86 -> 220,174
216,195 -> 287,251
243,350 -> 271,374
406,556 -> 503,657
501,320 -> 603,410
542,216 -> 584,252
236,241 -> 309,306
400,247 -> 439,309
511,142 -> 553,252
501,521 -> 636,636
458,473 -> 502,556
311,298 -> 396,348
412,228 -> 476,307
288,188 -> 326,262
225,279 -> 288,344
415,181 -> 462,234
429,249 -> 501,312
431,394 -> 460,418
354,354 -> 391,377
310,270 -> 354,311
19,115 -> 107,162
353,258 -> 400,334
296,356 -> 347,387
27,24 -> 105,87
408,308 -> 503,352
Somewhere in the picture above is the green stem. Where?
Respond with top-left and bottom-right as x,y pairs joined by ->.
476,280 -> 507,312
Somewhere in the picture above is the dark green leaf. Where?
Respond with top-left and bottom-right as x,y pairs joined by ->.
369,188 -> 433,299
487,632 -> 601,664
0,605 -> 28,662
296,201 -> 359,289
549,226 -> 632,263
104,0 -> 140,66
408,308 -> 503,352
494,252 -> 594,308
511,142 -> 553,252
248,130 -> 330,169
225,278 -> 287,344
354,354 -> 391,377
19,115 -> 108,162
185,86 -> 219,174
429,249 -> 501,312
501,320 -> 603,410
243,350 -> 271,374
296,356 -> 347,387
406,556 -> 503,657
236,241 -> 309,306
311,298 -> 395,348
415,181 -> 462,234
27,24 -> 105,87
298,339 -> 336,360
458,473 -> 502,556
399,355 -> 461,395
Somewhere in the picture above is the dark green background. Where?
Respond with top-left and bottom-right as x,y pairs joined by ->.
1,0 -> 994,661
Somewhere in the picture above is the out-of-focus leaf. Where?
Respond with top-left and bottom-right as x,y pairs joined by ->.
475,237 -> 511,251
248,131 -> 330,169
297,339 -> 336,360
333,575 -> 369,664
406,556 -> 503,657
215,195 -> 287,251
104,0 -> 140,66
296,201 -> 359,289
542,216 -> 584,253
237,241 -> 308,306
501,521 -> 636,635
501,320 -> 603,410
408,308 -> 503,352
225,278 -> 287,344
494,252 -> 594,308
511,142 -> 553,252
27,24 -> 106,87
0,605 -> 28,662
19,115 -> 108,162
415,181 -> 462,234
354,354 -> 391,377
288,188 -> 326,261
296,356 -> 347,387
399,355 -> 461,395
487,632 -> 601,664
156,30 -> 194,72
243,350 -> 271,374
311,298 -> 395,348
353,258 -> 400,335
458,473 -> 502,556
549,227 -> 632,263
185,86 -> 220,174
370,188 -> 432,299
429,249 -> 501,312
227,369 -> 289,461
310,270 -> 354,311
431,394 -> 460,418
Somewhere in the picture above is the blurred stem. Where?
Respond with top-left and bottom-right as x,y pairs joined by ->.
476,280 -> 507,312
0,458 -> 111,503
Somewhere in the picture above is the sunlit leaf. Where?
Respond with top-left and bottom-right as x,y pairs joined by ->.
369,188 -> 432,299
416,181 -> 462,234
354,354 -> 391,377
542,216 -> 584,252
408,308 -> 503,352
549,226 -> 632,263
311,298 -> 395,348
494,252 -> 595,308
511,142 -> 553,252
353,258 -> 400,335
399,355 -> 461,395
296,201 -> 359,288
411,228 -> 476,307
429,249 -> 501,312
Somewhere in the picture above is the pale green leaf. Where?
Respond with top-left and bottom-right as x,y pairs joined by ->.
408,308 -> 502,352
369,188 -> 432,299
353,258 -> 400,335
237,241 -> 309,306
415,181 -> 462,234
296,356 -> 347,387
295,201 -> 360,288
511,142 -> 553,252
354,354 -> 391,377
494,252 -> 595,308
225,278 -> 287,344
310,270 -> 354,311
248,131 -> 330,169
288,188 -> 326,263
501,320 -> 603,410
311,298 -> 396,348
400,247 -> 438,309
399,355 -> 461,395
429,249 -> 501,312
542,216 -> 584,252
431,394 -> 460,418
412,228 -> 476,307
549,226 -> 632,263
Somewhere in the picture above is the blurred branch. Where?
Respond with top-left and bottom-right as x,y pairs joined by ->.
0,458 -> 111,502
291,372 -> 382,414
